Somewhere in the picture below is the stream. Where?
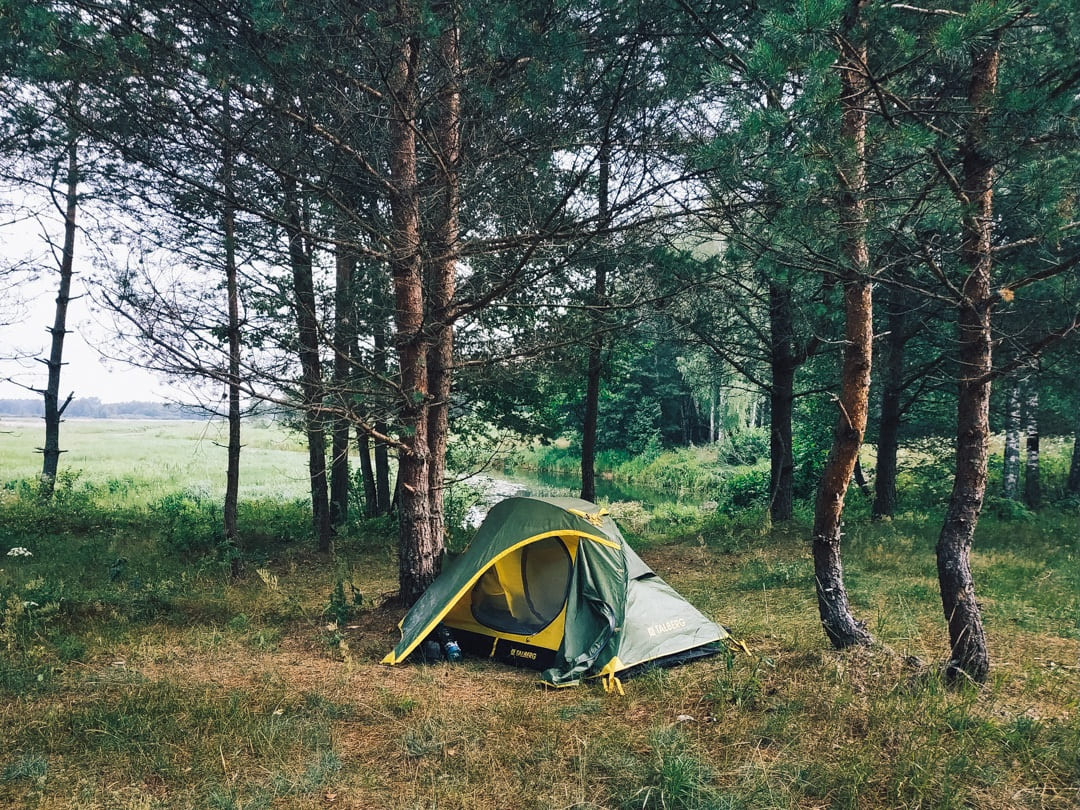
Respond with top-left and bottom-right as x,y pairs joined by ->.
460,466 -> 708,528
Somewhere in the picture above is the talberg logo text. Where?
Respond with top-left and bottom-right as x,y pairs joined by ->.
646,618 -> 686,637
509,648 -> 537,660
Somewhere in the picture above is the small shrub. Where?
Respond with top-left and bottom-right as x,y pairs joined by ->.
53,632 -> 87,662
621,726 -> 716,810
607,501 -> 651,534
126,577 -> 182,620
708,647 -> 768,710
649,501 -> 703,531
717,468 -> 770,514
323,579 -> 362,626
237,498 -> 312,548
227,613 -> 251,632
0,475 -> 103,540
150,491 -> 219,555
383,691 -> 418,718
402,717 -> 445,758
719,427 -> 769,466
984,495 -> 1034,522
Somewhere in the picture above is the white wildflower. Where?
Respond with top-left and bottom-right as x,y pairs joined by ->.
6,547 -> 32,558
22,601 -> 39,609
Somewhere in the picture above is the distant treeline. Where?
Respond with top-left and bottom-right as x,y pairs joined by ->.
0,398 -> 203,420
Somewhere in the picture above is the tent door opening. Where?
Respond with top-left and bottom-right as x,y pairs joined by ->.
470,535 -> 573,635
440,534 -> 581,659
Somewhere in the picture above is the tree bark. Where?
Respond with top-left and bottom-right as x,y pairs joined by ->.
708,387 -> 716,443
872,299 -> 906,519
581,140 -> 611,504
768,277 -> 796,522
40,86 -> 79,498
358,428 -> 378,517
222,87 -> 242,578
852,457 -> 870,498
1002,377 -> 1021,499
812,0 -> 872,649
389,1 -> 440,605
282,177 -> 334,553
425,5 -> 461,547
1022,369 -> 1039,508
372,315 -> 392,514
1068,394 -> 1080,496
936,42 -> 998,684
330,242 -> 357,526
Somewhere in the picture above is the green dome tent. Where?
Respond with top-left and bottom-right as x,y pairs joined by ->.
383,496 -> 729,689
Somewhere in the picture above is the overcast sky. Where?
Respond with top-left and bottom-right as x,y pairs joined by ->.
2,210 -> 172,403
1,276 -> 172,403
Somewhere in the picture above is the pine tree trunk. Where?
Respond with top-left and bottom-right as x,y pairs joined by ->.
872,301 -> 905,519
709,387 -> 716,444
1068,400 -> 1080,496
425,7 -> 460,548
330,244 -> 357,527
358,429 -> 377,517
390,2 -> 440,605
812,0 -> 872,649
581,140 -> 611,504
222,87 -> 242,578
1002,378 -> 1021,499
768,278 -> 795,522
372,312 -> 392,515
716,386 -> 726,445
936,42 -> 998,684
1023,370 -> 1040,508
40,87 -> 79,498
853,457 -> 870,498
282,178 -> 334,553
812,292 -> 873,649
580,350 -> 602,503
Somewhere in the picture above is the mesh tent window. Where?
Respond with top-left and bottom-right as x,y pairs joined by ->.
470,536 -> 573,635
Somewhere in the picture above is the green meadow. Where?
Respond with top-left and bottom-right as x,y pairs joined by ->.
1,420 -> 1077,809
0,418 -> 311,503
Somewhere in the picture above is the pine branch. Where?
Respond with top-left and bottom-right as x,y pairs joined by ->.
888,4 -> 963,17
995,250 -> 1080,303
977,311 -> 1080,384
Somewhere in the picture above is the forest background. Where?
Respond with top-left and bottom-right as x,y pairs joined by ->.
1,0 -> 1079,808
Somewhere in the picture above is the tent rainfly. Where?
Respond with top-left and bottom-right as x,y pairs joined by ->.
383,496 -> 729,690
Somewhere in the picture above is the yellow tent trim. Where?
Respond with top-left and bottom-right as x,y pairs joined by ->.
539,676 -> 580,689
567,507 -> 610,527
596,656 -> 626,696
726,635 -> 751,656
382,528 -> 621,666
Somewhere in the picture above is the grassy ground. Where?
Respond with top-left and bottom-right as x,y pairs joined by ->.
1,421 -> 1077,809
